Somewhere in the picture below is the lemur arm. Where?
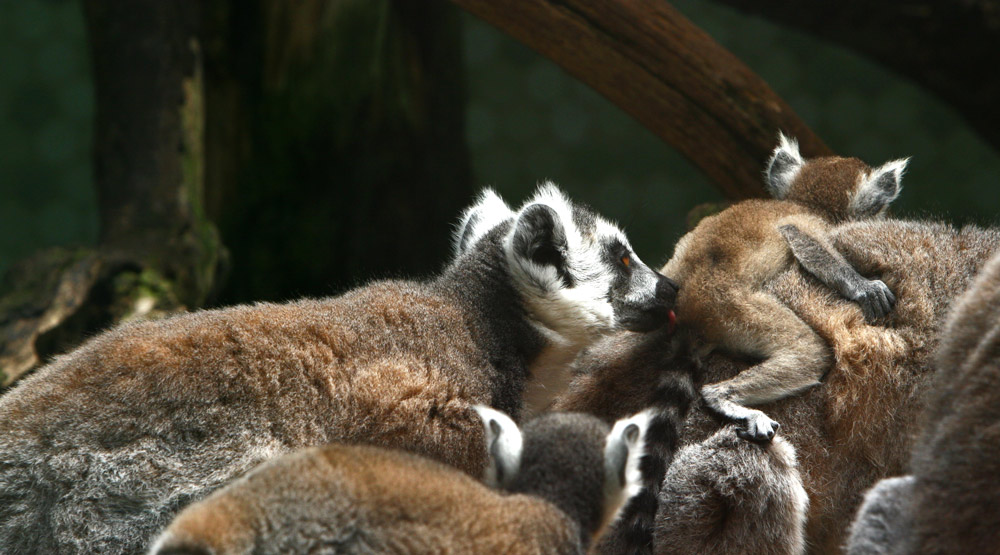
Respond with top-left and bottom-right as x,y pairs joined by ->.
595,371 -> 696,555
778,223 -> 895,321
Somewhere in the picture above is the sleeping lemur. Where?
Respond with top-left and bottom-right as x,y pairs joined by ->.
662,134 -> 908,441
0,184 -> 677,554
150,405 -> 673,555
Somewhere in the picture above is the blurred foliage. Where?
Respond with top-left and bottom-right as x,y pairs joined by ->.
2,0 -> 999,287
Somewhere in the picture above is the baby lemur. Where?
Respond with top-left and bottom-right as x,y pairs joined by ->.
662,134 -> 908,440
0,184 -> 677,554
151,407 -> 662,555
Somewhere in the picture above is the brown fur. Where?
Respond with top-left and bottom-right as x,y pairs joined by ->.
560,218 -> 1000,553
654,427 -> 808,555
0,187 -> 678,554
907,249 -> 1000,553
662,143 -> 904,440
153,444 -> 580,554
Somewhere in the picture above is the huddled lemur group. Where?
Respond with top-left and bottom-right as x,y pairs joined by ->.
0,135 -> 996,554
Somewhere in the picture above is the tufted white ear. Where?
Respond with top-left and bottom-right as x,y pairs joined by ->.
850,158 -> 908,218
473,405 -> 523,488
453,189 -> 515,257
603,410 -> 652,508
765,133 -> 805,200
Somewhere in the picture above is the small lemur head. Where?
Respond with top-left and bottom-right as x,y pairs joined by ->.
473,405 -> 650,548
766,132 -> 909,222
454,184 -> 678,339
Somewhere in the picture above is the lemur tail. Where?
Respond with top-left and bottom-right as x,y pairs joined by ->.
597,370 -> 696,554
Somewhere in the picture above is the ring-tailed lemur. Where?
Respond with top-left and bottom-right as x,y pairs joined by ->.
150,407 -> 659,554
662,133 -> 908,441
562,212 -> 1000,551
655,426 -> 809,555
0,184 -> 677,554
848,249 -> 1000,554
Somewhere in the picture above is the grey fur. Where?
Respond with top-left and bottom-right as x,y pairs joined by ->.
561,216 -> 1000,551
654,426 -> 808,555
0,185 -> 674,554
149,411 -> 647,554
846,475 -> 914,555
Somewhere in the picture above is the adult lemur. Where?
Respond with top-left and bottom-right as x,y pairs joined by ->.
662,134 -> 907,440
150,406 -> 666,555
847,249 -> 1000,554
0,184 -> 677,554
559,215 -> 1000,552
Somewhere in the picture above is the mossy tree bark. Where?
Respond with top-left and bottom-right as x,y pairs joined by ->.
0,0 -> 224,388
0,0 -> 472,387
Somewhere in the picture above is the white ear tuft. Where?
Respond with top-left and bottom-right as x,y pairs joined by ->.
765,132 -> 805,199
453,189 -> 515,257
603,409 -> 652,510
473,405 -> 522,488
850,157 -> 908,218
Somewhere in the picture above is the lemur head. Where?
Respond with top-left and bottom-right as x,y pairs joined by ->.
474,405 -> 652,548
766,133 -> 909,222
454,184 -> 678,339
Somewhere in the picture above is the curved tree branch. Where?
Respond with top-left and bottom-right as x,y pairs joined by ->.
450,0 -> 832,199
707,0 -> 1000,154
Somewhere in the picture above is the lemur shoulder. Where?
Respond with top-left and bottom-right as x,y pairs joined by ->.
150,406 -> 674,555
662,133 -> 908,441
0,184 -> 676,554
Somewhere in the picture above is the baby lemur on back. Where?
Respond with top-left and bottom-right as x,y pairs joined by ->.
0,184 -> 677,554
150,406 -> 673,555
662,134 -> 908,440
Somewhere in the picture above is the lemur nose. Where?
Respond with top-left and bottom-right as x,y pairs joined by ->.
655,275 -> 679,305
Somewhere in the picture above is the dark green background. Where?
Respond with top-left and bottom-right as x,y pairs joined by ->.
2,0 -> 997,287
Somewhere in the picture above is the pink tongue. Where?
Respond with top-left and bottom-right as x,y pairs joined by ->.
667,310 -> 677,334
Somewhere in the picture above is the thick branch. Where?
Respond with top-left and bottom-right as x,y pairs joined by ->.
708,0 -> 1000,153
450,0 -> 831,199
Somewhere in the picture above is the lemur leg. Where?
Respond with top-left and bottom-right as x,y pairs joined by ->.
700,291 -> 831,442
778,223 -> 895,321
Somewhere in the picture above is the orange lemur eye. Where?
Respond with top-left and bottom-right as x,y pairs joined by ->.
621,254 -> 631,267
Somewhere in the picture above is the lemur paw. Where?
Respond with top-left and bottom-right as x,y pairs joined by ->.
737,412 -> 779,443
855,279 -> 896,321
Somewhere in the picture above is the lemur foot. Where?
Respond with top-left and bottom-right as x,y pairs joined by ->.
737,411 -> 779,443
854,279 -> 896,322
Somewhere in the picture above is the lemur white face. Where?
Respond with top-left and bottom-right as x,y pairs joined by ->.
454,184 -> 677,342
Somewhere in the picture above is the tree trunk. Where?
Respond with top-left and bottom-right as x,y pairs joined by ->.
450,0 -> 832,200
1,0 -> 225,387
204,0 -> 473,304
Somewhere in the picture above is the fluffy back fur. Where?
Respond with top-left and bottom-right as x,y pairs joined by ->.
662,135 -> 907,441
845,475 -> 914,555
655,426 -> 809,555
150,409 -> 653,555
906,249 -> 1000,552
0,185 -> 676,554
560,217 -> 1000,552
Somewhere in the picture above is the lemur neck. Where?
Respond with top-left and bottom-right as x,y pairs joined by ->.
431,230 -> 546,420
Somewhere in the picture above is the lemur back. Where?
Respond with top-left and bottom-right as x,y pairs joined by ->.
0,184 -> 677,554
655,426 -> 809,555
563,216 -> 1000,551
661,134 -> 908,441
150,408 -> 659,555
847,249 -> 1000,554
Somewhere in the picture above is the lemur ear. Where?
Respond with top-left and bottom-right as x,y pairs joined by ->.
850,158 -> 908,218
765,133 -> 805,200
453,189 -> 514,258
604,410 -> 651,493
510,202 -> 569,269
473,405 -> 522,488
